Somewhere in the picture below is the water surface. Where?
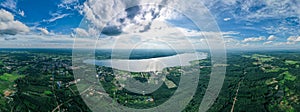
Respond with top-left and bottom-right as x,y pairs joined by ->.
84,52 -> 207,72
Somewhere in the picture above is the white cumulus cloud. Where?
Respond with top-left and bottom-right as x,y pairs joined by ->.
287,36 -> 300,42
223,18 -> 231,21
267,35 -> 276,41
80,0 -> 208,36
37,28 -> 49,35
18,10 -> 25,17
73,28 -> 89,37
263,41 -> 273,45
75,0 -> 226,49
242,36 -> 266,43
58,0 -> 81,10
0,9 -> 29,35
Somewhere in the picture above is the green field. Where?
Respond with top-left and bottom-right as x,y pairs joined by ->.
0,73 -> 24,92
285,60 -> 298,65
282,71 -> 296,81
0,73 -> 25,110
252,54 -> 275,62
0,73 -> 24,82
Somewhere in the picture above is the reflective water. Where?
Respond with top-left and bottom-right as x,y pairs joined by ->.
84,52 -> 207,72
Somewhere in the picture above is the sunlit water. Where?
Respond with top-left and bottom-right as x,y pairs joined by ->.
84,52 -> 207,72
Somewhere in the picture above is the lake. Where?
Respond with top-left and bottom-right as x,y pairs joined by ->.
84,52 -> 207,72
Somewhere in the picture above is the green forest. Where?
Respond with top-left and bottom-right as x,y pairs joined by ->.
0,49 -> 299,112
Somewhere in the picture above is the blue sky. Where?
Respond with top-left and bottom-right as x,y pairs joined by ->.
0,0 -> 300,49
0,0 -> 84,34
